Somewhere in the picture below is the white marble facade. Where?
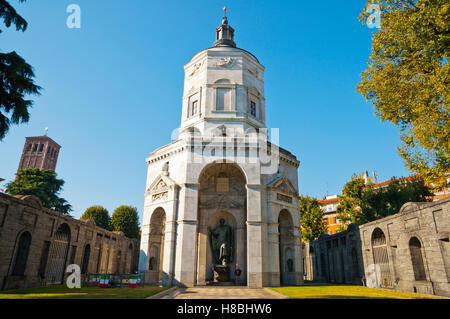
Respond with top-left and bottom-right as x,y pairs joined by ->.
139,12 -> 303,288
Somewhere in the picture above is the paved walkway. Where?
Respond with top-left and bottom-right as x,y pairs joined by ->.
162,287 -> 280,299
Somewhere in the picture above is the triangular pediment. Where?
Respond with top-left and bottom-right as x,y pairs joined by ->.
268,176 -> 298,197
248,86 -> 262,97
147,174 -> 177,194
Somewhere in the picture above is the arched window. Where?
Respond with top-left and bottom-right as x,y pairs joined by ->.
371,228 -> 393,287
409,237 -> 426,281
81,244 -> 90,274
46,224 -> 71,284
12,232 -> 32,276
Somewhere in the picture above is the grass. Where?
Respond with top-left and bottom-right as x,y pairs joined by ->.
0,285 -> 170,299
268,284 -> 446,299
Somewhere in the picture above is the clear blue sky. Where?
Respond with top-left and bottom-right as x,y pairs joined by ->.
0,0 -> 411,221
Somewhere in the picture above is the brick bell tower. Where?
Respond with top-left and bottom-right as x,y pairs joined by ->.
17,133 -> 61,172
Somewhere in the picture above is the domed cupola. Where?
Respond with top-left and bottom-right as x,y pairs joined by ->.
214,7 -> 236,48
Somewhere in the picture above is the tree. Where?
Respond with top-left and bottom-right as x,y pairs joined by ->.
336,175 -> 371,225
337,173 -> 432,226
6,168 -> 72,215
110,205 -> 140,239
357,0 -> 450,189
0,0 -> 42,140
299,195 -> 328,242
81,206 -> 111,230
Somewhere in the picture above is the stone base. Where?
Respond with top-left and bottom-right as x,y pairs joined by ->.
206,281 -> 235,286
213,265 -> 230,282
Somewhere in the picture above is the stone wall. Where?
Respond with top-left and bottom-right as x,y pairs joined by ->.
303,198 -> 450,297
0,193 -> 139,291
303,223 -> 364,285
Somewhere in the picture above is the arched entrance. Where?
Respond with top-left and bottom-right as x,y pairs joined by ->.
197,162 -> 247,286
12,232 -> 32,276
371,228 -> 393,288
46,223 -> 71,284
409,237 -> 426,281
148,207 -> 166,284
278,209 -> 295,285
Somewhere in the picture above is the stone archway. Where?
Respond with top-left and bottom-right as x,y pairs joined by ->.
148,207 -> 166,284
196,162 -> 247,286
46,223 -> 71,284
371,228 -> 393,288
278,209 -> 295,285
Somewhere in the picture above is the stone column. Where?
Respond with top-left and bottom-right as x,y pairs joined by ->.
293,225 -> 304,285
246,184 -> 263,288
173,183 -> 198,287
162,219 -> 176,286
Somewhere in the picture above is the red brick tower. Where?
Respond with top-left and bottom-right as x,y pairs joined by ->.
17,136 -> 61,172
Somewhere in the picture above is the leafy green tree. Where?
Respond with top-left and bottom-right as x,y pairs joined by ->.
299,195 -> 327,242
81,206 -> 111,230
110,205 -> 140,239
0,0 -> 42,140
357,0 -> 449,189
6,168 -> 72,215
337,173 -> 432,226
336,175 -> 372,225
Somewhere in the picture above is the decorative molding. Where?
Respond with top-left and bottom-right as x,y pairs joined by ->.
152,192 -> 168,202
199,194 -> 243,209
248,67 -> 259,77
215,57 -> 234,68
277,193 -> 292,203
188,61 -> 203,77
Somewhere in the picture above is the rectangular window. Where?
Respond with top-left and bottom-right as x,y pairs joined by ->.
250,101 -> 256,116
216,88 -> 231,111
38,144 -> 44,152
32,144 -> 38,152
191,100 -> 198,116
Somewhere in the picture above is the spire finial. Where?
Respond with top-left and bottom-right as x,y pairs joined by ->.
222,7 -> 228,25
214,7 -> 236,47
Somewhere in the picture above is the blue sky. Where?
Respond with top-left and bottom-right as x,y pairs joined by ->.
0,0 -> 411,221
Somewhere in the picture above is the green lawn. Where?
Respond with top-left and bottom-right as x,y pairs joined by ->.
269,285 -> 445,299
0,285 -> 170,299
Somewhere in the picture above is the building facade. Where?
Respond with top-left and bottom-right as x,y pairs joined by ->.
303,198 -> 450,297
0,193 -> 139,291
17,135 -> 61,172
139,12 -> 303,288
318,195 -> 346,235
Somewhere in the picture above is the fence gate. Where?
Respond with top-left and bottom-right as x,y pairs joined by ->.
371,228 -> 393,288
46,224 -> 71,285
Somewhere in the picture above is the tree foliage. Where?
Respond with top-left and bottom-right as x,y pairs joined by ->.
299,195 -> 328,242
6,168 -> 72,215
0,0 -> 41,140
81,206 -> 111,230
110,205 -> 140,239
337,173 -> 433,225
357,0 -> 450,189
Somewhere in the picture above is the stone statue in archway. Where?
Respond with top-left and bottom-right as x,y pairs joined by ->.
208,218 -> 233,266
